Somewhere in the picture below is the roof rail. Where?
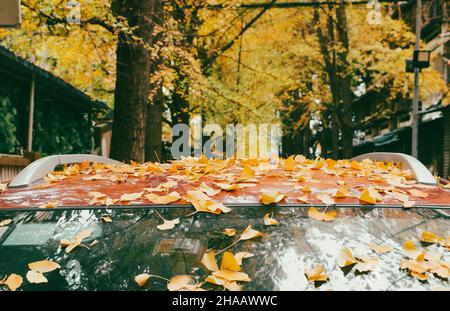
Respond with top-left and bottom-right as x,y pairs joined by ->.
9,154 -> 122,188
351,152 -> 437,185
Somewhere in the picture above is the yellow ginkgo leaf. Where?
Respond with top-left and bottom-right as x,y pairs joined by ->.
421,230 -> 440,244
355,256 -> 379,272
224,228 -> 236,237
301,185 -> 311,192
239,225 -> 263,241
145,191 -> 181,204
220,252 -> 241,272
215,182 -> 239,191
167,275 -> 194,291
135,273 -> 151,287
212,270 -> 251,282
201,251 -> 219,272
26,270 -> 47,284
241,158 -> 258,166
403,240 -> 419,258
199,182 -> 221,196
234,252 -> 254,265
307,207 -> 336,222
156,218 -> 180,231
350,161 -> 362,170
38,202 -> 59,209
408,189 -> 428,198
369,242 -> 392,254
297,195 -> 308,203
334,186 -> 350,198
239,165 -> 255,180
359,188 -> 380,204
263,213 -> 279,226
316,193 -> 335,205
337,247 -> 357,267
284,156 -> 296,171
3,274 -> 23,291
28,260 -> 61,273
102,215 -> 112,223
0,219 -> 12,227
259,189 -> 286,205
120,192 -> 143,202
305,264 -> 329,283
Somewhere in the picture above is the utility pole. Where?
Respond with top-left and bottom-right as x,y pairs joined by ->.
411,0 -> 421,158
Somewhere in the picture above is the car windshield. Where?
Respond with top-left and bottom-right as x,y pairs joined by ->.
1,206 -> 449,291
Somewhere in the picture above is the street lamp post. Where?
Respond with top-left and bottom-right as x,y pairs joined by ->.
411,0 -> 421,159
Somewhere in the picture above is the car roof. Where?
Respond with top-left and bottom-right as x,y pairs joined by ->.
1,156 -> 449,211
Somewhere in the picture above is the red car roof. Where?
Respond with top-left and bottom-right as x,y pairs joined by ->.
1,156 -> 449,210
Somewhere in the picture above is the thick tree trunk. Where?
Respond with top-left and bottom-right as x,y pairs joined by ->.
110,0 -> 162,163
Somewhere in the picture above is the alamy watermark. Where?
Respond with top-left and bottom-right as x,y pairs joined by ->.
367,0 -> 382,25
66,0 -> 81,24
170,117 -> 282,160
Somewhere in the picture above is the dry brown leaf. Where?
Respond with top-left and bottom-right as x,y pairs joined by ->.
28,260 -> 61,273
26,270 -> 47,284
308,207 -> 336,222
263,213 -> 279,226
305,264 -> 329,283
157,218 -> 180,231
239,225 -> 263,241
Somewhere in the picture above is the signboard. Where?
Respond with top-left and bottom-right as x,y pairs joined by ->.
0,0 -> 21,28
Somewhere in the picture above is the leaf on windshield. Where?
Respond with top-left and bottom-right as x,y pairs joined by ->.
220,252 -> 241,272
421,230 -> 440,244
305,264 -> 329,283
28,260 -> 61,273
239,225 -> 263,241
211,270 -> 251,282
337,247 -> 358,268
201,251 -> 219,272
308,207 -> 336,222
186,190 -> 230,214
369,241 -> 392,254
102,215 -> 112,223
26,270 -> 47,284
135,273 -> 151,287
0,219 -> 12,227
157,218 -> 180,231
1,274 -> 23,291
402,240 -> 420,258
263,213 -> 279,226
60,229 -> 93,253
354,256 -> 379,272
224,228 -> 236,237
234,252 -> 254,266
167,275 -> 195,291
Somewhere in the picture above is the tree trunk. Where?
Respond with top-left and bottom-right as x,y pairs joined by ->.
110,0 -> 162,163
145,86 -> 163,162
